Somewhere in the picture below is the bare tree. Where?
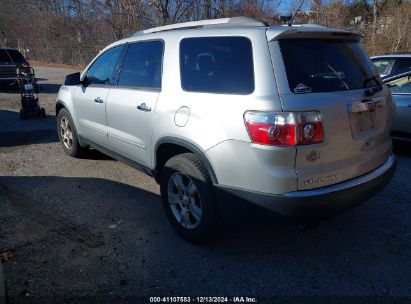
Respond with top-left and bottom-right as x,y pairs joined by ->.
149,0 -> 198,25
0,0 -> 409,65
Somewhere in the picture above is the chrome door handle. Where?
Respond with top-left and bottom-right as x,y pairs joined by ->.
94,97 -> 103,103
137,103 -> 151,112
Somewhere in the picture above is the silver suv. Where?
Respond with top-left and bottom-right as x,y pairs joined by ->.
56,17 -> 396,242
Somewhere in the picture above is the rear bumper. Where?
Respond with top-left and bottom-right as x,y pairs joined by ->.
215,153 -> 396,220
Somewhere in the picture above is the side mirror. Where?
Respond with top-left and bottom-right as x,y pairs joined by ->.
81,76 -> 92,87
64,72 -> 81,86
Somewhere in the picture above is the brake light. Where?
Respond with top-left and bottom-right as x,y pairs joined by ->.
22,62 -> 30,68
244,111 -> 324,146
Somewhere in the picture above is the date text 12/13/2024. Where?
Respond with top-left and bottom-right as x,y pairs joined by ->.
149,296 -> 258,303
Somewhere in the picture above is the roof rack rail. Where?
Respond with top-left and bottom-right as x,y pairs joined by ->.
385,51 -> 411,55
133,16 -> 267,36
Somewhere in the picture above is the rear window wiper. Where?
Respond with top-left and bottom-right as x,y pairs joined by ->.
327,64 -> 349,90
364,76 -> 383,96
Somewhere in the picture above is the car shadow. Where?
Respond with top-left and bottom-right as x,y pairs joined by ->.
0,109 -> 58,147
0,84 -> 19,93
80,148 -> 114,160
0,174 -> 408,299
0,83 -> 61,94
0,175 -> 163,301
393,140 -> 411,156
0,109 -> 113,160
39,83 -> 61,94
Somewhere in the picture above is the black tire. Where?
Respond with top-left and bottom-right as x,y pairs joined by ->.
160,153 -> 218,243
19,109 -> 26,120
40,108 -> 46,118
57,108 -> 86,157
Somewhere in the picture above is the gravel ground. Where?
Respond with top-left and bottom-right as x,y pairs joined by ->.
0,66 -> 410,303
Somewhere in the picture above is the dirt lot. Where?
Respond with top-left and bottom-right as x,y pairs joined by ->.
1,66 -> 411,303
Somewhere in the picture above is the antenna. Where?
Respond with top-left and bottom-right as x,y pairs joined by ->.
288,0 -> 305,26
274,0 -> 282,12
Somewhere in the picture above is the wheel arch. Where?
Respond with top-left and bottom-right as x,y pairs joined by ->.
55,100 -> 66,116
56,100 -> 78,133
155,137 -> 218,184
55,100 -> 89,149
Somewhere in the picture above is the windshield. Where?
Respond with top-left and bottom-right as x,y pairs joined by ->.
0,49 -> 27,66
279,39 -> 377,94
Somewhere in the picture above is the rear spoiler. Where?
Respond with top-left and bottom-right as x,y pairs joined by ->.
267,25 -> 363,42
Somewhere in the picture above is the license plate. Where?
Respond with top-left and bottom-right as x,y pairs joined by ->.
356,110 -> 376,133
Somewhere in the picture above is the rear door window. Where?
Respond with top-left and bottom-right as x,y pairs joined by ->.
279,39 -> 377,93
180,37 -> 254,94
117,41 -> 163,89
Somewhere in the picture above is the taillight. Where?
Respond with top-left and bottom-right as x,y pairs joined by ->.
244,111 -> 324,146
244,112 -> 297,145
298,112 -> 324,145
22,62 -> 30,68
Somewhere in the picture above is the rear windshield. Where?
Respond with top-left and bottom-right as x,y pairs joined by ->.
279,39 -> 377,94
0,49 -> 27,65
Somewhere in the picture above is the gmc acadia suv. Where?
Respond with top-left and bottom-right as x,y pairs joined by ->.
56,17 -> 396,242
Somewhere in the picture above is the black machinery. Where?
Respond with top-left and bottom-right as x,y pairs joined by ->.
17,67 -> 45,119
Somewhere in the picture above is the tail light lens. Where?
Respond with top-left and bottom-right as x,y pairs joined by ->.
244,111 -> 324,146
22,62 -> 30,68
299,112 -> 324,144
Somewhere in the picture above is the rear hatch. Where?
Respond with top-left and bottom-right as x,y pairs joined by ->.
267,28 -> 394,190
0,49 -> 27,82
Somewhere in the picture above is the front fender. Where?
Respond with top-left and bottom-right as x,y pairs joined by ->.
56,85 -> 78,129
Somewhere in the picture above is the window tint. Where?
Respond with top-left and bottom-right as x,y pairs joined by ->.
7,50 -> 27,65
0,50 -> 11,64
372,58 -> 393,75
387,74 -> 411,94
180,37 -> 254,94
0,49 -> 27,65
118,41 -> 163,89
392,58 -> 411,75
86,46 -> 123,85
279,39 -> 377,93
